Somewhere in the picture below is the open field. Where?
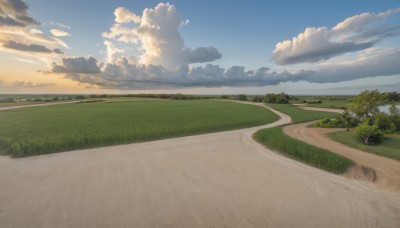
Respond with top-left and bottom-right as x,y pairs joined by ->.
329,131 -> 400,161
265,103 -> 339,123
0,100 -> 278,157
1,104 -> 400,227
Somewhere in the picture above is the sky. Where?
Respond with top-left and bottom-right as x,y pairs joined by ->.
0,0 -> 399,95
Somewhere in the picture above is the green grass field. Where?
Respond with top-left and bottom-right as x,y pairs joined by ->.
254,103 -> 352,174
265,103 -> 339,123
328,131 -> 400,161
254,126 -> 353,174
0,100 -> 278,157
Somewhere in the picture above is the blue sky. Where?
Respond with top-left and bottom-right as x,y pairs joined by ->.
0,0 -> 399,94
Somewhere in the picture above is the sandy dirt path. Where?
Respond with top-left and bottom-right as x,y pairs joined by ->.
284,106 -> 400,191
0,103 -> 400,227
293,104 -> 344,114
0,101 -> 77,111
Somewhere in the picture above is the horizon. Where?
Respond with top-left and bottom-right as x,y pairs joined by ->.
0,0 -> 399,94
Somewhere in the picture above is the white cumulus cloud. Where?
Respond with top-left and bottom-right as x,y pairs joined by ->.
50,28 -> 71,37
271,7 -> 400,65
114,7 -> 141,24
104,40 -> 125,63
102,3 -> 221,67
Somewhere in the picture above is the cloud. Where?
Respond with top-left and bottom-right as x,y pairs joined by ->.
114,7 -> 141,24
50,47 -> 400,89
271,7 -> 400,65
104,41 -> 124,63
0,0 -> 67,59
188,47 -> 222,63
51,56 -> 101,74
50,29 -> 70,37
9,80 -> 55,87
49,21 -> 70,30
102,3 -> 221,67
29,28 -> 43,35
0,80 -> 55,88
49,55 -> 310,89
0,0 -> 39,27
3,40 -> 63,53
304,48 -> 400,83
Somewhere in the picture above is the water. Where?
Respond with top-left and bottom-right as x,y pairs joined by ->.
379,104 -> 400,114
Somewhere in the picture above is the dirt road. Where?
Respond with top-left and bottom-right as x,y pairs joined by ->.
284,106 -> 400,191
0,101 -> 77,111
296,105 -> 344,114
0,103 -> 400,227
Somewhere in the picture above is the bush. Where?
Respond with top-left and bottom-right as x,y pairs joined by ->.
251,96 -> 263,103
316,117 -> 344,128
374,112 -> 396,133
75,95 -> 86,100
355,119 -> 384,145
238,94 -> 247,101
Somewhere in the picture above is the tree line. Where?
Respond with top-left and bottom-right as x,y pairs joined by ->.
317,90 -> 400,145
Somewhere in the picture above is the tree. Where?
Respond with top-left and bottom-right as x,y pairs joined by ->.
238,94 -> 247,101
349,90 -> 383,121
276,93 -> 289,104
374,112 -> 396,133
264,93 -> 276,103
355,119 -> 384,145
385,92 -> 400,102
264,93 -> 289,104
251,96 -> 263,102
340,109 -> 352,132
389,103 -> 400,131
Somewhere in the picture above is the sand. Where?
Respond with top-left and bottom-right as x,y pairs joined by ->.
0,103 -> 399,227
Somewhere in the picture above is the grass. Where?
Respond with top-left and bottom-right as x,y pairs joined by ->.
0,100 -> 278,157
302,100 -> 350,109
254,103 -> 352,174
254,126 -> 353,174
265,103 -> 339,123
328,131 -> 400,161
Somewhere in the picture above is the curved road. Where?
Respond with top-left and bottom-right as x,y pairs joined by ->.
0,103 -> 399,227
284,106 -> 400,191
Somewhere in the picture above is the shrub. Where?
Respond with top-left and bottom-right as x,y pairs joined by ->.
251,96 -> 263,103
238,94 -> 247,101
374,112 -> 396,133
75,95 -> 86,100
355,119 -> 384,145
316,117 -> 344,128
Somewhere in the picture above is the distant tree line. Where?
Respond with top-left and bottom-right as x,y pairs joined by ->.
383,91 -> 400,102
264,93 -> 290,104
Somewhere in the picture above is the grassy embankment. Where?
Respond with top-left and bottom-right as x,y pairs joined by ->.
0,100 -> 278,157
329,131 -> 400,161
255,104 -> 353,174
